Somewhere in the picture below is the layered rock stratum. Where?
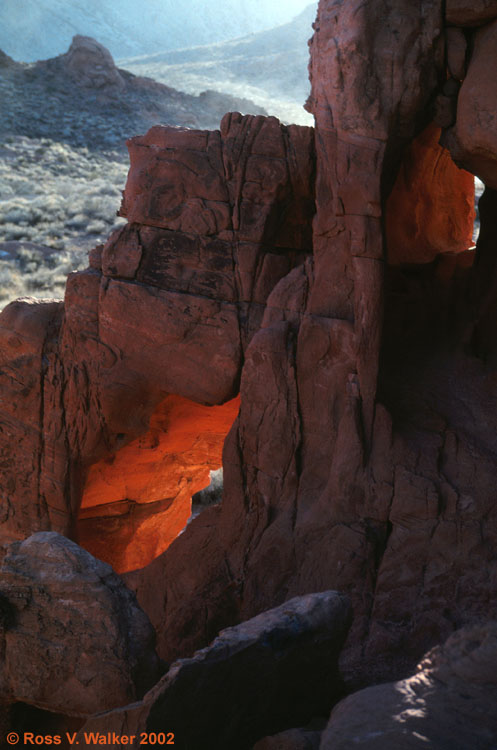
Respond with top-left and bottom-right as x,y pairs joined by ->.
1,0 -> 497,745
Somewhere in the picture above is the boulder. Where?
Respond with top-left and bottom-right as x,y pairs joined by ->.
320,622 -> 497,748
0,532 -> 160,716
442,19 -> 497,188
77,591 -> 351,750
60,35 -> 125,93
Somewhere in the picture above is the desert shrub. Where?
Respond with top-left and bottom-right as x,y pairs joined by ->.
0,136 -> 128,307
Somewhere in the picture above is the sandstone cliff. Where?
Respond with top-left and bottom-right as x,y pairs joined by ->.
1,0 -> 497,744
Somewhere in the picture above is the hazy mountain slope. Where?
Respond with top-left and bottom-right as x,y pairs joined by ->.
0,35 -> 267,306
119,4 -> 317,126
0,0 -> 313,62
0,37 -> 267,150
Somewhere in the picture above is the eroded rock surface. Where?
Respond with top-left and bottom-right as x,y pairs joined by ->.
445,0 -> 497,26
0,532 -> 160,716
77,591 -> 351,750
1,0 -> 497,728
0,113 -> 315,568
123,0 -> 492,689
59,35 -> 126,94
77,395 -> 239,573
442,19 -> 497,188
386,123 -> 474,264
321,623 -> 497,749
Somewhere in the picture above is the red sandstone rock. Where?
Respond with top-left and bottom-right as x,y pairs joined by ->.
103,0 -> 497,694
77,591 -> 351,750
446,27 -> 467,81
90,15 -> 494,714
0,299 -> 64,541
0,532 -> 160,716
443,19 -> 497,188
0,114 -> 314,578
386,123 -> 475,265
59,35 -> 126,93
321,623 -> 497,748
77,394 -> 240,573
2,0 -> 497,732
120,115 -> 315,250
446,0 -> 497,26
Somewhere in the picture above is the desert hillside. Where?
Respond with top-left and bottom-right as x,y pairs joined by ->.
120,4 -> 317,126
0,36 -> 267,307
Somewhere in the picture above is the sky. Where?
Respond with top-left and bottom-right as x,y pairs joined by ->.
0,0 -> 316,62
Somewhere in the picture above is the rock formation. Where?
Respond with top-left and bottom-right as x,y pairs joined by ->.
78,395 -> 239,572
59,35 -> 126,95
0,532 -> 160,716
77,591 -> 351,749
441,18 -> 497,186
0,113 -> 315,577
0,36 -> 268,151
320,622 -> 497,749
1,0 -> 497,743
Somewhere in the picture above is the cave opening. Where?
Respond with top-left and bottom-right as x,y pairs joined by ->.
190,467 -> 224,522
75,394 -> 240,574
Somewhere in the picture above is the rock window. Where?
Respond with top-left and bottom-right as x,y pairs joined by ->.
76,394 -> 240,573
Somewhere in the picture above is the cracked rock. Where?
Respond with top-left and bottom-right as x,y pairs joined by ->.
0,532 -> 161,716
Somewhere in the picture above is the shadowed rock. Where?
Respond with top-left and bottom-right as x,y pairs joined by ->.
442,19 -> 497,188
321,622 -> 497,749
77,591 -> 351,749
0,532 -> 161,716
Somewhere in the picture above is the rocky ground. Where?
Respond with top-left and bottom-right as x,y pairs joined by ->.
0,37 -> 266,308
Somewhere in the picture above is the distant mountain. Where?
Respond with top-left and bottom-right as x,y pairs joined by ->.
0,0 -> 314,63
0,35 -> 268,150
120,3 -> 317,126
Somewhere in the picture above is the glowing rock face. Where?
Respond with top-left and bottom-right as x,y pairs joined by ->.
386,123 -> 475,265
77,395 -> 240,573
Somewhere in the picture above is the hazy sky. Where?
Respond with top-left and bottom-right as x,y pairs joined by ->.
0,0 -> 317,62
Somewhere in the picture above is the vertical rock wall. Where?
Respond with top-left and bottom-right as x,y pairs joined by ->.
1,0 -> 496,693
126,0 -> 496,688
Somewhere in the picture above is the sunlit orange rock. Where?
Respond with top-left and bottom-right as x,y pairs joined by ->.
386,123 -> 475,265
76,394 -> 240,573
